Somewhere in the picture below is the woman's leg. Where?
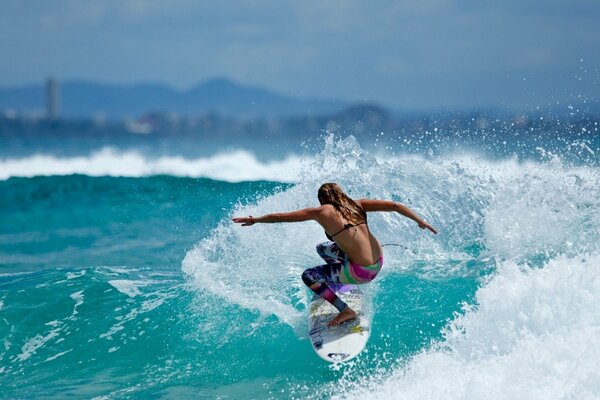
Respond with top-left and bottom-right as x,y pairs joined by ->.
303,242 -> 362,326
301,262 -> 348,312
302,262 -> 358,326
316,241 -> 346,264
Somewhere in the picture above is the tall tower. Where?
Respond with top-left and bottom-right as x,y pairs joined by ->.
46,76 -> 59,119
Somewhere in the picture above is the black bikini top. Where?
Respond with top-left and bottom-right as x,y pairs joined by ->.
325,222 -> 366,241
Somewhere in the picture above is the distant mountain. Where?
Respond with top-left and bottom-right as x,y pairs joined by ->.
0,78 -> 346,119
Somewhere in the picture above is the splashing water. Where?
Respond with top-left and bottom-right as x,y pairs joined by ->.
2,134 -> 599,398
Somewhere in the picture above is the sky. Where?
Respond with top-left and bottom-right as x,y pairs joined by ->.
1,0 -> 599,111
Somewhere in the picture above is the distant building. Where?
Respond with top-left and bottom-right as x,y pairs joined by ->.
46,77 -> 59,119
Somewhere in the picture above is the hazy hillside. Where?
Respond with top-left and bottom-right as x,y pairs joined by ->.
0,78 -> 346,119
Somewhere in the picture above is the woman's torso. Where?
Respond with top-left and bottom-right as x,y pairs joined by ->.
319,203 -> 381,265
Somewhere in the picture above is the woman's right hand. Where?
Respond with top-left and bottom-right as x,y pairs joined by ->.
418,220 -> 438,234
232,216 -> 256,226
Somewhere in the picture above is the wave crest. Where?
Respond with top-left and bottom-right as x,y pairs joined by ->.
0,147 -> 304,182
332,252 -> 600,400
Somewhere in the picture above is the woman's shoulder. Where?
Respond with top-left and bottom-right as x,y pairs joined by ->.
353,198 -> 368,211
318,204 -> 336,213
317,204 -> 340,220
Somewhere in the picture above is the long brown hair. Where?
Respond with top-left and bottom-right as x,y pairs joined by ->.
318,183 -> 366,225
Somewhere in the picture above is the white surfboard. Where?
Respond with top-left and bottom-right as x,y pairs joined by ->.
308,284 -> 370,363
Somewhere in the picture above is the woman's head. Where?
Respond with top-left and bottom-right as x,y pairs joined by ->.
318,183 -> 366,224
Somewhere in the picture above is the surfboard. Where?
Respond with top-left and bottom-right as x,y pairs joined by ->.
308,284 -> 370,363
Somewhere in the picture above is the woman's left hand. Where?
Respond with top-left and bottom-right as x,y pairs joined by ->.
232,216 -> 256,226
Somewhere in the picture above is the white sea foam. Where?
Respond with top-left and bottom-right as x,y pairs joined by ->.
0,147 -> 305,182
182,137 -> 466,328
99,290 -> 174,340
44,349 -> 73,362
333,252 -> 600,400
178,136 -> 600,399
66,270 -> 87,280
69,290 -> 84,318
14,323 -> 63,362
108,279 -> 155,298
182,136 -> 600,331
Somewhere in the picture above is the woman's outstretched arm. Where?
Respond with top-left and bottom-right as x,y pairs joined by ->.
232,207 -> 323,226
358,199 -> 438,234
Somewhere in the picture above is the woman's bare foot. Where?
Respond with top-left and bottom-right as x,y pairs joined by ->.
328,307 -> 357,327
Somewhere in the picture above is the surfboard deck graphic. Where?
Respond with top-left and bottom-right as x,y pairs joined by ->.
308,284 -> 370,363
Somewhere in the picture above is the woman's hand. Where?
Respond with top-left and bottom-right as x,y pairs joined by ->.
418,220 -> 438,234
232,216 -> 256,226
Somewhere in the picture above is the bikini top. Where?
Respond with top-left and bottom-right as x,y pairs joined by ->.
325,222 -> 366,241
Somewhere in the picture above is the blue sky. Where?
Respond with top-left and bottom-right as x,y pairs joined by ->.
1,0 -> 599,110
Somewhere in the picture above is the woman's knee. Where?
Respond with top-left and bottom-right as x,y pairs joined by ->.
302,268 -> 319,287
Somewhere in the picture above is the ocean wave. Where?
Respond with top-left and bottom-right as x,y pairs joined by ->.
3,134 -> 600,396
182,136 -> 600,330
0,147 -> 305,182
332,252 -> 600,400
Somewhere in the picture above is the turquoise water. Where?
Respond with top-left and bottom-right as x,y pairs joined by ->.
1,136 -> 599,399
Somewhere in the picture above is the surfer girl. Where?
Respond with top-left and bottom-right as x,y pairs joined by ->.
232,183 -> 437,326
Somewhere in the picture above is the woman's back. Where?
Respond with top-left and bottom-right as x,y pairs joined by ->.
319,203 -> 381,265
